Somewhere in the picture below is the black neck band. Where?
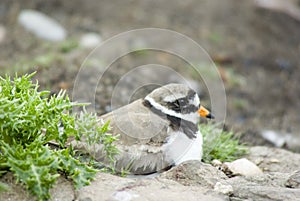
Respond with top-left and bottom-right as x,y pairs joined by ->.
143,99 -> 198,139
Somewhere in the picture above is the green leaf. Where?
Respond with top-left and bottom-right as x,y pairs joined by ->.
75,111 -> 119,163
201,123 -> 248,163
1,140 -> 59,200
56,149 -> 97,189
0,72 -> 118,200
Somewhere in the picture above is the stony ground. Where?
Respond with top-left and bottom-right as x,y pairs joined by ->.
2,146 -> 300,201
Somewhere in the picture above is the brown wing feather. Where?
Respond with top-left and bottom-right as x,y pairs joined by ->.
101,99 -> 170,145
74,99 -> 173,174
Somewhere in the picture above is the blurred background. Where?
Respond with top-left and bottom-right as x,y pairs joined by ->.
0,0 -> 300,151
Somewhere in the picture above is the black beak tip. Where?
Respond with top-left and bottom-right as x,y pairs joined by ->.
207,113 -> 215,119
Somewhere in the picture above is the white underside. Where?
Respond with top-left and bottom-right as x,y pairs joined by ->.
162,130 -> 203,165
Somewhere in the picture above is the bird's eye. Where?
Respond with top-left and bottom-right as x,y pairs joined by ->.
172,98 -> 186,108
167,98 -> 188,112
177,98 -> 186,105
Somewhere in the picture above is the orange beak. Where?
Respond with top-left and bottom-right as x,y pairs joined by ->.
198,105 -> 214,119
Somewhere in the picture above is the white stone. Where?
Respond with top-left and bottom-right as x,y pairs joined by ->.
80,33 -> 102,48
260,130 -> 300,151
18,9 -> 66,41
261,130 -> 287,147
214,182 -> 233,195
224,158 -> 263,176
112,191 -> 139,201
254,0 -> 300,22
212,159 -> 222,167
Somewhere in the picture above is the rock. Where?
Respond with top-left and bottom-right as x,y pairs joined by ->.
227,173 -> 300,201
0,24 -> 6,44
50,177 -> 75,201
221,147 -> 300,201
80,33 -> 102,48
254,0 -> 300,22
160,160 -> 227,187
234,186 -> 300,201
247,146 -> 300,173
285,170 -> 300,188
223,158 -> 263,177
260,130 -> 288,147
260,130 -> 300,152
18,9 -> 66,41
3,146 -> 300,201
214,182 -> 233,195
76,172 -> 227,201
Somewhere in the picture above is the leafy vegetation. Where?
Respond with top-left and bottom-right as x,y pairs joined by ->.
59,38 -> 79,53
0,73 -> 118,200
201,123 -> 248,163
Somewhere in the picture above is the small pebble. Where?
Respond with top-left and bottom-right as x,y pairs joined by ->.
254,0 -> 300,22
212,159 -> 222,167
112,191 -> 139,201
223,158 -> 263,176
269,158 -> 280,163
18,9 -> 66,41
261,130 -> 286,147
80,33 -> 102,48
214,182 -> 233,195
261,130 -> 300,151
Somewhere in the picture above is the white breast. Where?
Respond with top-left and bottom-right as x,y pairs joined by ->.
162,130 -> 203,165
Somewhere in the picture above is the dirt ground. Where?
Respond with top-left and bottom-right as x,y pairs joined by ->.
0,0 -> 300,148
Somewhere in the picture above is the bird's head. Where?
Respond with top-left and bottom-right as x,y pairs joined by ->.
144,83 -> 214,124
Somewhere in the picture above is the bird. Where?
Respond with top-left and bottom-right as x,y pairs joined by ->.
74,83 -> 213,175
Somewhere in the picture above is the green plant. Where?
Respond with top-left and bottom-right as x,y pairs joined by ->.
59,39 -> 78,53
76,111 -> 119,163
33,53 -> 63,68
201,123 -> 248,163
0,72 -> 118,200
